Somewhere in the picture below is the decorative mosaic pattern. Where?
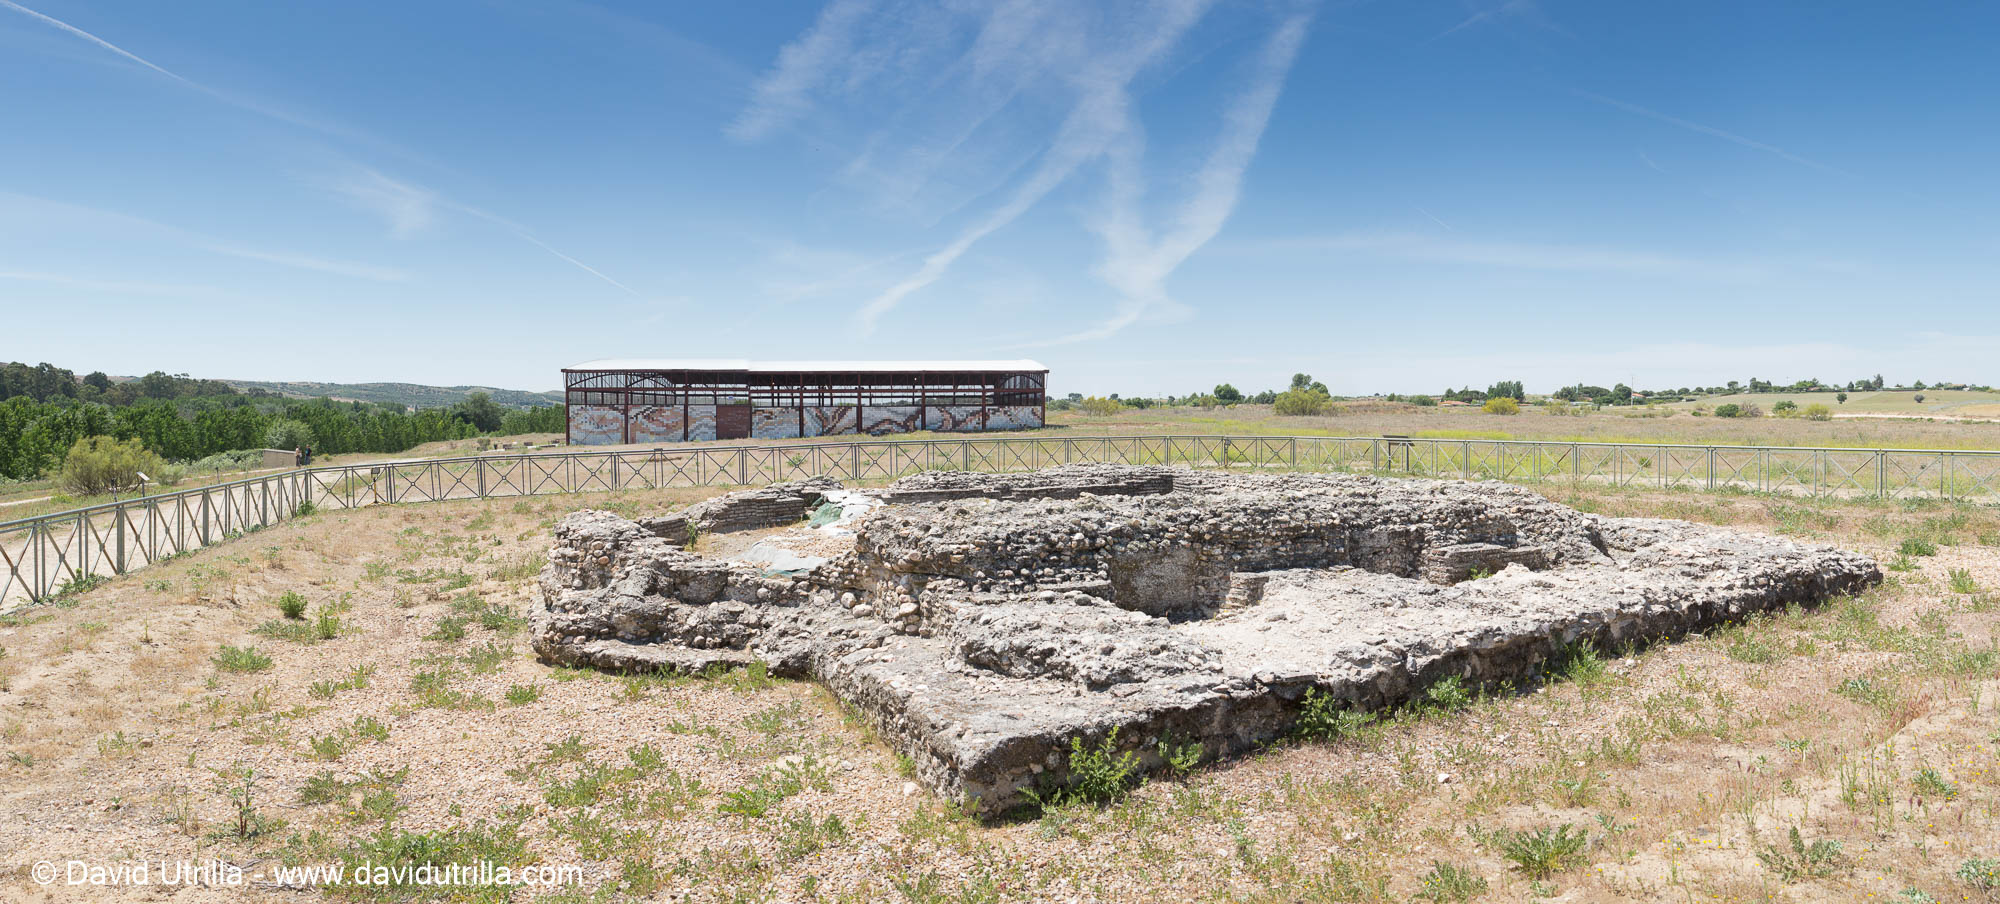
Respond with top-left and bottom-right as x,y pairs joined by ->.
631,406 -> 685,443
686,405 -> 717,442
862,406 -> 922,435
926,406 -> 982,432
986,406 -> 1042,431
805,406 -> 857,436
751,407 -> 801,439
568,406 -> 624,445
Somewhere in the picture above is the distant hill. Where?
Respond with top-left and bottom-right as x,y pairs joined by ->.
218,379 -> 562,410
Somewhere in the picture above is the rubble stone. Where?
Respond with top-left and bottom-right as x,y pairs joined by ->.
531,465 -> 1880,813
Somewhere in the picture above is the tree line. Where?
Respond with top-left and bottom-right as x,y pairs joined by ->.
0,361 -> 564,482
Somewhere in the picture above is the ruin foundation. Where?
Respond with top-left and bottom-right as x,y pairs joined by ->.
530,464 -> 1880,813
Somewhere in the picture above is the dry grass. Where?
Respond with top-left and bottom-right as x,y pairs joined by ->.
1051,401 -> 2000,451
1,476 -> 1998,903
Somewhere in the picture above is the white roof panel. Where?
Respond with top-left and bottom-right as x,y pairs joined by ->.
566,359 -> 1046,373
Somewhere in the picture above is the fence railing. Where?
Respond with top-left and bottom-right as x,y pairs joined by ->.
7,434 -> 2000,608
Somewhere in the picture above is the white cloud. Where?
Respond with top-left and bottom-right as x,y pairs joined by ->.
735,1 -> 1311,337
1048,11 -> 1314,346
728,0 -> 877,142
325,167 -> 438,239
1257,231 -> 1778,281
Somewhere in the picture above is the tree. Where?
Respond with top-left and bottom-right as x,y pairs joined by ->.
1836,392 -> 1848,404
56,435 -> 163,495
1914,393 -> 1925,404
1213,384 -> 1243,404
1274,388 -> 1331,416
1485,380 -> 1525,401
264,419 -> 317,451
83,371 -> 112,392
451,391 -> 505,432
1611,383 -> 1633,404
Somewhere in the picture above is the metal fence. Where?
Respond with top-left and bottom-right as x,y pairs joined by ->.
7,433 -> 2000,608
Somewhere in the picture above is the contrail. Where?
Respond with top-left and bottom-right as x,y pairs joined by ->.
0,0 -> 187,83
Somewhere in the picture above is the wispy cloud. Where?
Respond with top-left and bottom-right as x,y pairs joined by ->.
847,0 -> 1220,335
197,243 -> 408,282
0,268 -> 216,296
1575,90 -> 1853,178
728,0 -> 877,142
1433,0 -> 1536,40
1262,230 -> 1775,281
0,192 -> 408,282
324,167 -> 438,239
1048,11 -> 1314,346
737,1 -> 1311,338
0,0 -> 186,82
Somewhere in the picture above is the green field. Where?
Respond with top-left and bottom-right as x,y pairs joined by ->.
1665,389 -> 2000,418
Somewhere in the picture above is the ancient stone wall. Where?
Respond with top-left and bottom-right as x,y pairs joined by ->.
532,465 -> 1880,814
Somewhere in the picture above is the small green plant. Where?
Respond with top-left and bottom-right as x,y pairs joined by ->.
275,591 -> 308,620
1416,861 -> 1489,902
1834,675 -> 1896,709
1157,735 -> 1203,777
1948,568 -> 1978,594
1291,687 -> 1375,741
424,616 -> 468,643
1900,537 -> 1939,557
505,683 -> 542,705
1958,857 -> 2000,889
1496,824 -> 1589,879
1887,553 -> 1918,572
209,763 -> 283,840
1914,767 -> 1960,800
212,646 -> 273,673
1421,675 -> 1472,714
1758,826 -> 1846,881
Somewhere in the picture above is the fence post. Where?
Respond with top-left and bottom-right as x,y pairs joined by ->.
1462,441 -> 1471,480
115,503 -> 126,574
1876,452 -> 1887,498
738,448 -> 748,486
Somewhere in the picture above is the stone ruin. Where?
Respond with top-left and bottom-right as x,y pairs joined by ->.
530,464 -> 1880,813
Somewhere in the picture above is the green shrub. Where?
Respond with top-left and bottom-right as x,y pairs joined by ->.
213,645 -> 273,673
1899,537 -> 1939,557
1773,400 -> 1799,415
1274,389 -> 1332,417
1497,824 -> 1589,878
1480,397 -> 1519,415
1758,826 -> 1846,880
275,591 -> 308,620
1714,404 -> 1742,418
55,436 -> 164,495
1079,397 -> 1122,417
1292,687 -> 1375,741
1416,861 -> 1489,902
1949,568 -> 1978,593
1802,403 -> 1833,421
1959,857 -> 2000,889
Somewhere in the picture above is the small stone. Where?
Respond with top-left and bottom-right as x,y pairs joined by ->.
901,782 -> 919,797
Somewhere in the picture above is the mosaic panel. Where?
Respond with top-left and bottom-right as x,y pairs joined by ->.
630,406 -> 685,444
986,406 -> 1042,431
751,407 -> 801,440
805,406 -> 857,436
568,406 -> 623,445
686,404 -> 717,442
927,405 -> 983,432
862,406 -> 922,435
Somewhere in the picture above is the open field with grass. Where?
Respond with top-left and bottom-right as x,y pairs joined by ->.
1047,401 -> 2000,450
3,468 -> 2000,902
1664,391 -> 2000,419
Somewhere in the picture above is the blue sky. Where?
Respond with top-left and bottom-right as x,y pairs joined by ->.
2,1 -> 1995,398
